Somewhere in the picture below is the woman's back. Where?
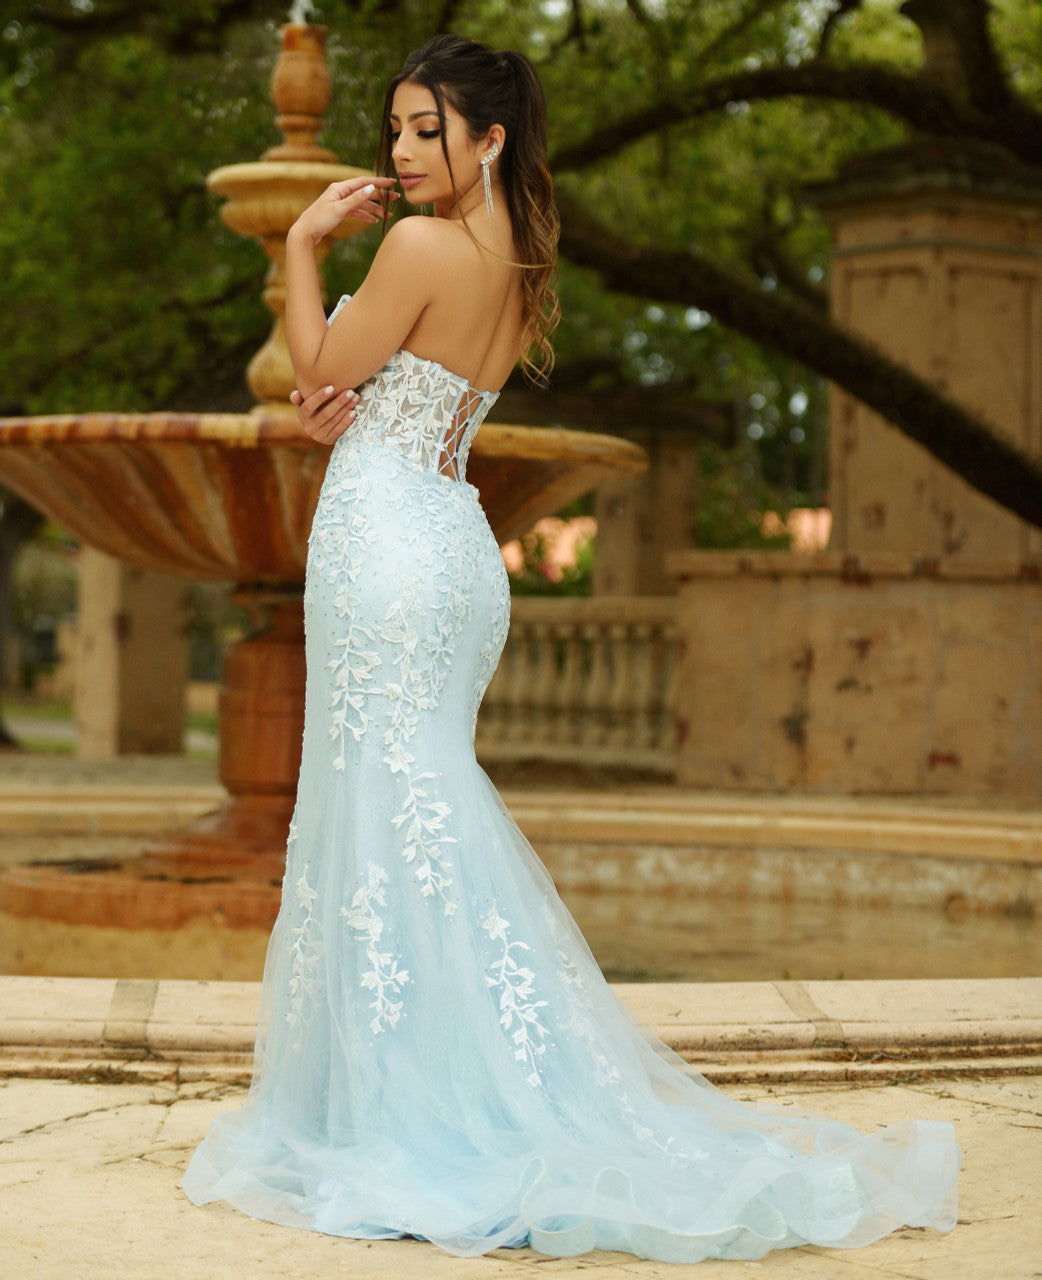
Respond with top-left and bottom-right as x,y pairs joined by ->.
389,216 -> 525,394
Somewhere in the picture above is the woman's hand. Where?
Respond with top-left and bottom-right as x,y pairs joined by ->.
290,384 -> 360,445
290,176 -> 399,247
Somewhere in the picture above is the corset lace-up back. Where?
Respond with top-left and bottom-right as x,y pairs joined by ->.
351,348 -> 498,483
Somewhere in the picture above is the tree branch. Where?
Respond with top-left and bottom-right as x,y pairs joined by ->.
747,190 -> 829,311
817,0 -> 863,58
693,0 -> 786,72
551,0 -> 588,53
28,0 -> 283,55
622,0 -> 654,32
550,60 -> 1042,172
435,0 -> 464,35
557,193 -> 1042,530
8,275 -> 258,410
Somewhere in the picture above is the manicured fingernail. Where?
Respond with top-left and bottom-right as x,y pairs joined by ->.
324,386 -> 334,394
364,183 -> 375,194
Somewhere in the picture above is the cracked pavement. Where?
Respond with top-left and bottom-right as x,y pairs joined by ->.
3,1073 -> 1040,1279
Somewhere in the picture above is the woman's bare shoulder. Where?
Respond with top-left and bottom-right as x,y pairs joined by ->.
359,216 -> 473,304
379,215 -> 490,274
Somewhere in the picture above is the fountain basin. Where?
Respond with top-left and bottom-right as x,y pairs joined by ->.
0,409 -> 647,920
0,411 -> 645,577
2,776 -> 1039,982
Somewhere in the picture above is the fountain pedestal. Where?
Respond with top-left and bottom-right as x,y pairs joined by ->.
141,596 -> 305,881
76,549 -> 191,758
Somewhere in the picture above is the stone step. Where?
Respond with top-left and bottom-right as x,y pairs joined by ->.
2,974 -> 1039,1085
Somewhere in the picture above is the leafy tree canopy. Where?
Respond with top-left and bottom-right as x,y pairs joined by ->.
1,0 -> 1042,522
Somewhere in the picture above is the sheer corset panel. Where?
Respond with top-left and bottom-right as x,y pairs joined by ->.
326,296 -> 499,485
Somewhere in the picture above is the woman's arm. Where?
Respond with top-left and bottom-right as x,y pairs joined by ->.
286,181 -> 440,397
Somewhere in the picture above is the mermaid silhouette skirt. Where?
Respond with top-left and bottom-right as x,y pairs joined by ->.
182,350 -> 960,1262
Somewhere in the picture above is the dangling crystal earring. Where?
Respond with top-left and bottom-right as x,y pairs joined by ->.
481,143 -> 499,220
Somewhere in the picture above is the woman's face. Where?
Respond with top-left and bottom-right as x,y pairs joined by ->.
389,79 -> 486,219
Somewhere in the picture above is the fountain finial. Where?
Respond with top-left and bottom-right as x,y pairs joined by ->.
206,20 -> 366,405
263,22 -> 336,164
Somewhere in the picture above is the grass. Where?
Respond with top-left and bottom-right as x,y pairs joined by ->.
2,694 -> 218,759
3,692 -> 73,721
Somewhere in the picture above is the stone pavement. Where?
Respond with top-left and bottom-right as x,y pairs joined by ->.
2,976 -> 1041,1280
1,763 -> 1039,1275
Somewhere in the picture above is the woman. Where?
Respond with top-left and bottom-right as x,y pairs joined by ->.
183,35 -> 960,1262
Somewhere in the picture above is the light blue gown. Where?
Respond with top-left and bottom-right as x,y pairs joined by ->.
182,321 -> 960,1262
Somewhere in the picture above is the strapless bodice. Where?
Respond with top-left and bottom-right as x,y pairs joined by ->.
328,296 -> 499,483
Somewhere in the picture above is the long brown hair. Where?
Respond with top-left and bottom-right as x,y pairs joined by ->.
374,35 -> 560,385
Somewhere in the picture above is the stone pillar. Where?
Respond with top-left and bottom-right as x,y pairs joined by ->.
593,426 -> 700,595
75,547 -> 190,757
810,143 -> 1042,561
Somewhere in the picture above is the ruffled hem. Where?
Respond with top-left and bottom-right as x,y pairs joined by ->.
183,1115 -> 960,1263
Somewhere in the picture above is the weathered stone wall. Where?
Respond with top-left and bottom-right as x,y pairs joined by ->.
669,550 -> 1042,798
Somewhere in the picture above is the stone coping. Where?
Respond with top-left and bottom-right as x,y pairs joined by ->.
508,791 -> 1042,865
666,547 -> 1042,582
3,784 -> 1040,864
0,786 -> 225,836
2,975 -> 1039,1085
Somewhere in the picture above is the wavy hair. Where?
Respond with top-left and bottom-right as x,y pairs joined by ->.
374,35 -> 560,385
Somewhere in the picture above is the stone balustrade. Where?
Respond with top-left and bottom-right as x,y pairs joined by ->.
476,596 -> 678,773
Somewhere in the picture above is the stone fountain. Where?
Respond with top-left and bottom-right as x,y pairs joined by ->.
0,23 -> 645,976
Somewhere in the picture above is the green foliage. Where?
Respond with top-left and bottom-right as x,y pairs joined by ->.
992,0 -> 1042,96
0,13 -> 280,412
12,525 -> 76,624
10,525 -> 76,685
0,0 -> 1037,517
693,440 -> 793,550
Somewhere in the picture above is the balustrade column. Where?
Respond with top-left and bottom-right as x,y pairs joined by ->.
475,597 -> 679,774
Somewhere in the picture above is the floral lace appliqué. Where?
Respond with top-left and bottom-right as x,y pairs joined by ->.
303,339 -> 503,1034
285,863 -> 322,1049
346,341 -> 497,479
483,904 -> 550,1087
342,862 -> 410,1035
310,478 -> 382,771
391,772 -> 458,913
